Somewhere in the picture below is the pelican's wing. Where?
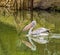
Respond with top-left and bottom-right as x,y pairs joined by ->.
31,28 -> 49,35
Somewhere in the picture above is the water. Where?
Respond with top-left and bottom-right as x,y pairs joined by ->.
0,7 -> 60,55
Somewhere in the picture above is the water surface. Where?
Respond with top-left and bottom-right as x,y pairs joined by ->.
0,7 -> 60,55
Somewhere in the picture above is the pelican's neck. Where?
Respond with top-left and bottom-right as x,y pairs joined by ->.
28,27 -> 34,35
28,20 -> 36,35
27,25 -> 36,51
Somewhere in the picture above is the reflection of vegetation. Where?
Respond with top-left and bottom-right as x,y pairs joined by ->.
0,22 -> 17,55
39,19 -> 55,28
0,10 -> 60,33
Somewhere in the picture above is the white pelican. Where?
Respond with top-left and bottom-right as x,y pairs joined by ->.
23,21 -> 50,51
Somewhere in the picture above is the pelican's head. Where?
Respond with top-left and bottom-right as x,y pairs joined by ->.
23,21 -> 36,31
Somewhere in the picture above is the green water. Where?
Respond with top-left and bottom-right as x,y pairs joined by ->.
0,8 -> 60,55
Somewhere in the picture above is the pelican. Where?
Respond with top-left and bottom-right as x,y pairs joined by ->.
22,21 -> 50,51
